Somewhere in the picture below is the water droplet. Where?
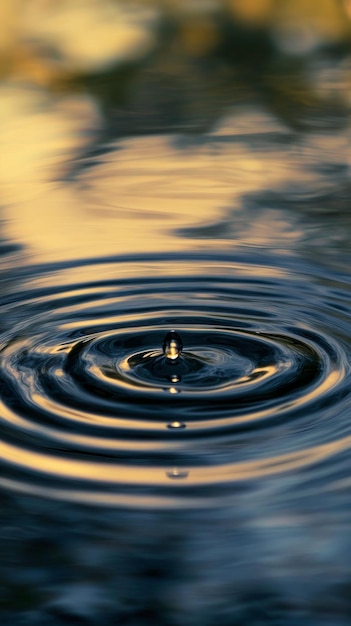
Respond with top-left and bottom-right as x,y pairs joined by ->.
167,421 -> 186,430
163,330 -> 183,362
169,373 -> 181,383
166,468 -> 189,480
168,386 -> 180,394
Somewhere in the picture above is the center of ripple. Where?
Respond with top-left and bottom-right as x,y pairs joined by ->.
72,328 -> 317,397
125,330 -> 254,390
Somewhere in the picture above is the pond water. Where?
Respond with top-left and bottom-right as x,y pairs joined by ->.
1,2 -> 351,624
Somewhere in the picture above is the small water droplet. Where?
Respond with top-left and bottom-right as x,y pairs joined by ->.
166,468 -> 189,480
168,386 -> 180,394
167,421 -> 186,430
163,330 -> 183,362
169,373 -> 181,383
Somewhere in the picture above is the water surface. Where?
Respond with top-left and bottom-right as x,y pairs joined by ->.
1,2 -> 351,624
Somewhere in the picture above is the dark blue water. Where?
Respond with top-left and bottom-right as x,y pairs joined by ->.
1,2 -> 351,624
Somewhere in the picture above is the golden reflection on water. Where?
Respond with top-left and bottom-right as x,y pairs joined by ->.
1,434 -> 351,488
0,0 -> 157,79
0,104 -> 305,262
1,0 -> 348,72
0,0 -> 349,264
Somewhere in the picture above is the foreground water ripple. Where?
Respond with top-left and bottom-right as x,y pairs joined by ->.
0,253 -> 350,508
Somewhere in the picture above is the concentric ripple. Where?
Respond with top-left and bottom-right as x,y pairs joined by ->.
0,253 -> 350,507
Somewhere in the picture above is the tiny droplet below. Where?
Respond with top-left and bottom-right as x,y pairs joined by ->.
170,374 -> 181,383
167,421 -> 186,430
166,468 -> 189,480
168,386 -> 180,395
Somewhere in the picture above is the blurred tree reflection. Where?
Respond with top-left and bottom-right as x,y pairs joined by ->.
0,0 -> 350,137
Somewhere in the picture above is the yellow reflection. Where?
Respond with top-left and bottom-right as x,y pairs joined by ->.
0,1 -> 349,263
227,0 -> 274,26
0,477 -> 195,509
0,0 -> 157,84
2,110 -> 306,262
0,439 -> 168,485
1,434 -> 351,488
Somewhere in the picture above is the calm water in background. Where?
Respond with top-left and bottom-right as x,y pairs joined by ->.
1,2 -> 351,624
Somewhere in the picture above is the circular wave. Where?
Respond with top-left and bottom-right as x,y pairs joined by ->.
0,253 -> 350,507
